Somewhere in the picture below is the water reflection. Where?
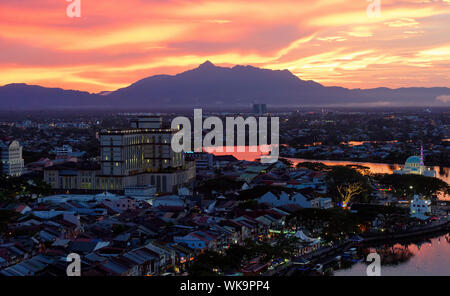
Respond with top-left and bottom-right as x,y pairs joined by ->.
205,146 -> 449,184
287,158 -> 449,185
334,233 -> 450,276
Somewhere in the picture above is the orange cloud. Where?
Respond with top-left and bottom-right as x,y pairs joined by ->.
0,0 -> 450,92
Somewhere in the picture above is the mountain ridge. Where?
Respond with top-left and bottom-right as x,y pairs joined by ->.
1,61 -> 449,110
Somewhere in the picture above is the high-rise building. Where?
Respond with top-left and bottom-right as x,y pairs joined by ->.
252,104 -> 267,115
130,115 -> 162,129
0,139 -> 24,177
44,116 -> 195,193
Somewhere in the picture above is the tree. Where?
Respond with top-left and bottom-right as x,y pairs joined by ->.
196,177 -> 244,197
373,173 -> 449,197
278,158 -> 293,168
296,162 -> 331,172
337,182 -> 364,208
326,166 -> 371,204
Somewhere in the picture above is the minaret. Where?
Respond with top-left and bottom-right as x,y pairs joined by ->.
420,145 -> 424,166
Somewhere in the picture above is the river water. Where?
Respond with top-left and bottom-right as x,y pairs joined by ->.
207,146 -> 450,275
334,233 -> 450,276
286,158 -> 449,185
205,145 -> 449,199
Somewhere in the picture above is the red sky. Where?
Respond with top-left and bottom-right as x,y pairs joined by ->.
1,0 -> 450,93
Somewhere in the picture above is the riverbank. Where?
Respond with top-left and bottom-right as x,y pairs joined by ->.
361,220 -> 450,243
334,232 -> 450,276
284,157 -> 449,185
284,220 -> 450,276
282,154 -> 449,168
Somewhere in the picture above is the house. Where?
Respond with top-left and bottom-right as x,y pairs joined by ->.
315,197 -> 334,209
410,194 -> 431,220
14,204 -> 32,215
168,243 -> 196,273
99,257 -> 140,276
258,191 -> 318,208
0,254 -> 54,276
145,241 -> 176,272
122,247 -> 159,275
152,195 -> 185,208
173,231 -> 217,250
103,197 -> 137,211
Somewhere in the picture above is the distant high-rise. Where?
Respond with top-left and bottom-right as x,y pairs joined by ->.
54,145 -> 73,156
130,115 -> 162,129
0,139 -> 24,177
252,104 -> 267,115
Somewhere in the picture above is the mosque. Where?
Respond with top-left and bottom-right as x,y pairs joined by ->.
394,146 -> 436,177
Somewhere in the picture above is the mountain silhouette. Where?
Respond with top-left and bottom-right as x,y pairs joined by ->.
1,62 -> 449,110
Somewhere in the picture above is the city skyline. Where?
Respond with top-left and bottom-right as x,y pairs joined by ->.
1,0 -> 450,93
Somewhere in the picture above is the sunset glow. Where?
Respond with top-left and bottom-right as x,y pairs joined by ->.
1,0 -> 450,92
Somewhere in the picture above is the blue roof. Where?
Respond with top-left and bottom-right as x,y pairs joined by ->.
405,156 -> 421,164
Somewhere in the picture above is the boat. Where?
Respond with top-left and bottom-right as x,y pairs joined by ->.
344,248 -> 357,256
313,264 -> 323,271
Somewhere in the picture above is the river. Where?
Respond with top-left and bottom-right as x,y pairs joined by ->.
205,145 -> 449,199
334,233 -> 450,276
207,146 -> 450,275
205,145 -> 449,184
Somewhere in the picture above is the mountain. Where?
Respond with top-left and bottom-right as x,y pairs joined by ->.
1,62 -> 450,110
0,83 -> 104,110
107,61 -> 357,108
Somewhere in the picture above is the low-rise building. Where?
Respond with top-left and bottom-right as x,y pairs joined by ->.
410,194 -> 431,220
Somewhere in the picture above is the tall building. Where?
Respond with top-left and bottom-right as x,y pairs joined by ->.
0,139 -> 24,177
252,104 -> 267,115
130,115 -> 162,129
44,116 -> 195,193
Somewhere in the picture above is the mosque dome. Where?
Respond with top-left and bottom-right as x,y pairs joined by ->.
405,156 -> 421,167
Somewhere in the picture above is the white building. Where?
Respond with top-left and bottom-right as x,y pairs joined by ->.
98,116 -> 191,192
44,116 -> 196,193
54,145 -> 73,156
0,140 -> 24,177
258,191 -> 333,209
410,194 -> 431,220
394,146 -> 436,177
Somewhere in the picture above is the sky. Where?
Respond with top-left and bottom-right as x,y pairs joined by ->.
1,0 -> 450,93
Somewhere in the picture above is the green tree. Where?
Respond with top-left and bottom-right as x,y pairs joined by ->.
373,173 -> 449,197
